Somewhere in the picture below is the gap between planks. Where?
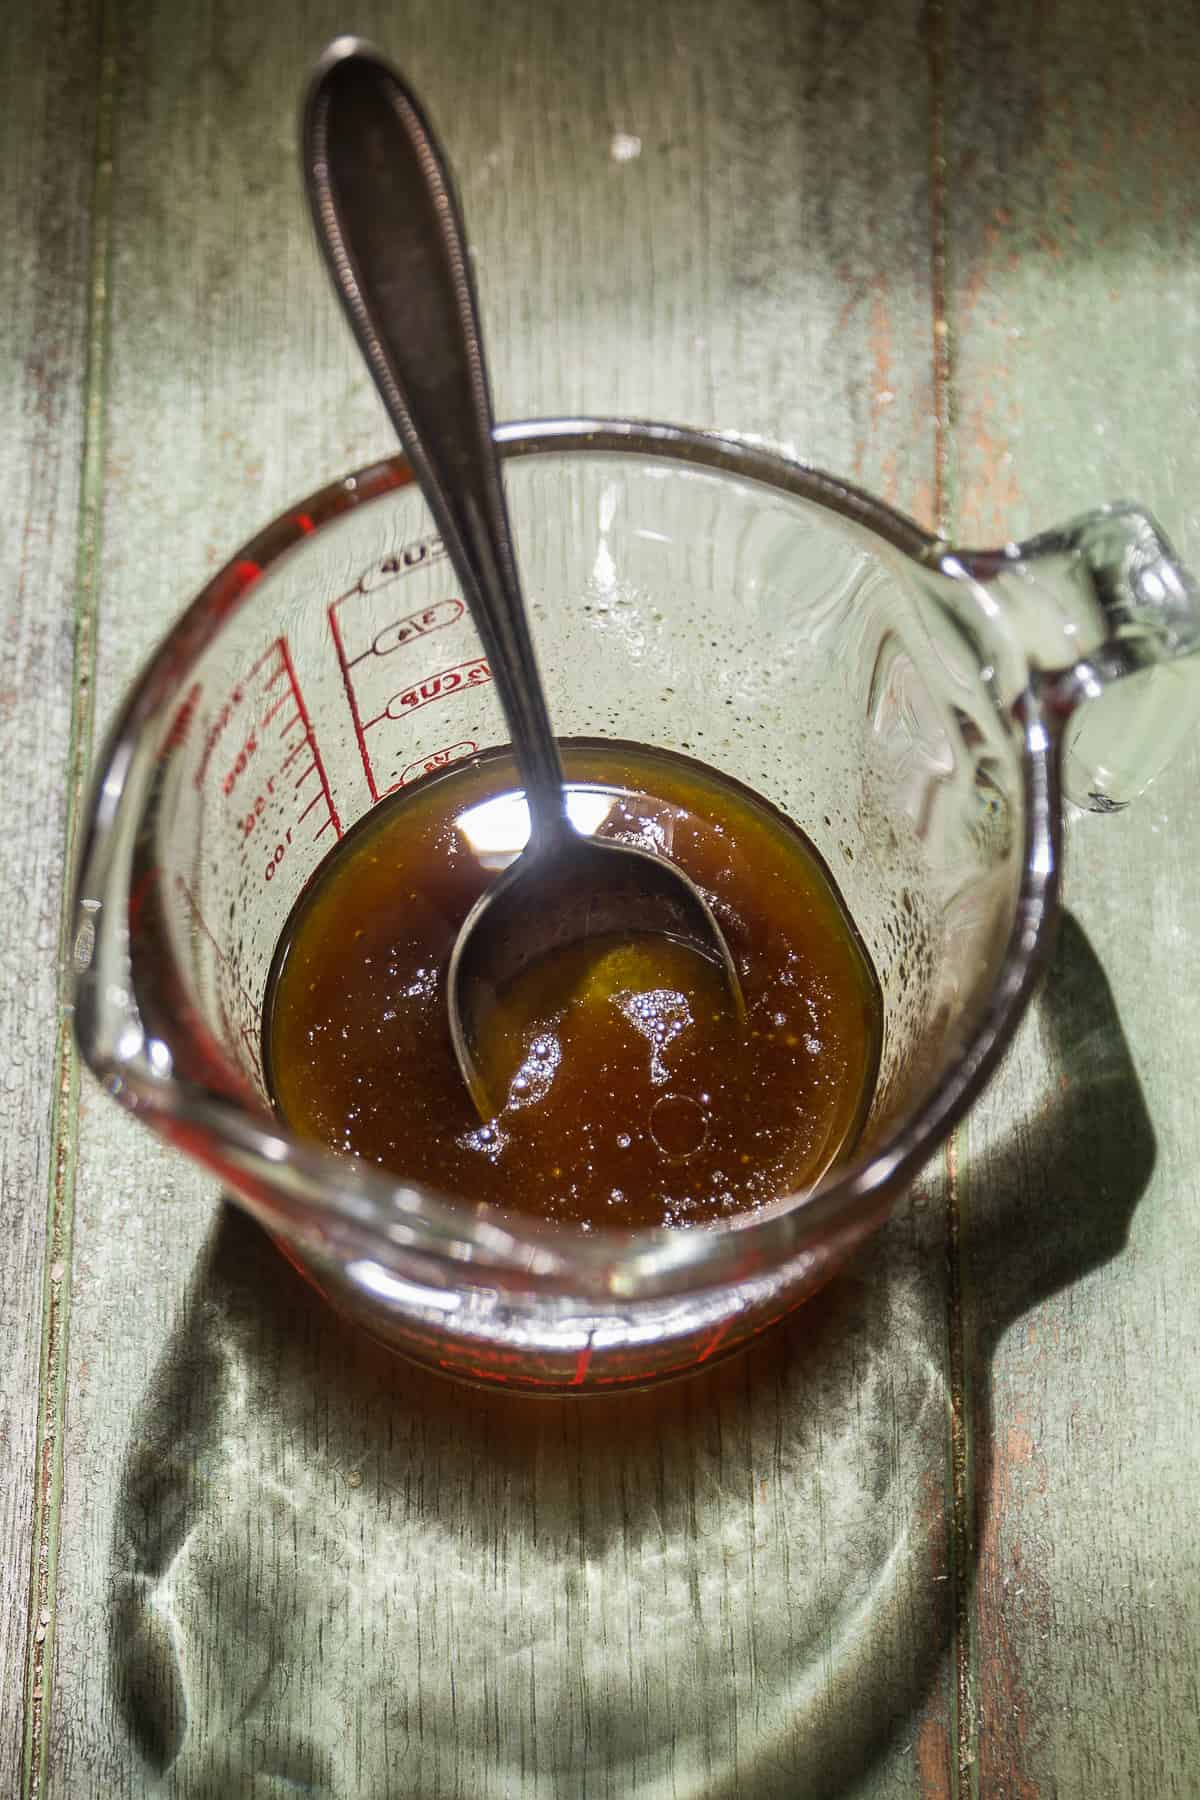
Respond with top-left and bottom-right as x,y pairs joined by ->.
927,1 -> 982,1796
20,8 -> 117,1797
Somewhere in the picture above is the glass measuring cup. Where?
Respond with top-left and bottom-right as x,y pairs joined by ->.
71,420 -> 1200,1390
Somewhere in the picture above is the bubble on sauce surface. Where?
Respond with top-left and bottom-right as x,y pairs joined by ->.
614,986 -> 693,1085
503,1031 -> 561,1108
457,1120 -> 508,1160
650,1092 -> 710,1159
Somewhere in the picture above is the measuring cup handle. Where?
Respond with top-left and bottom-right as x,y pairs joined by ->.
938,504 -> 1200,811
302,38 -> 568,839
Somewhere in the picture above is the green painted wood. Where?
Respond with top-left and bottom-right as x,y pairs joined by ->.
945,2 -> 1200,1794
40,1 -> 955,1795
0,4 -> 100,1794
25,1 -> 1200,1794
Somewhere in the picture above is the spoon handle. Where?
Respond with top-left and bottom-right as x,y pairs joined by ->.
303,38 -> 567,836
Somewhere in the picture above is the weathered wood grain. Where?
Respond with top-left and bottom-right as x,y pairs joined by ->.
946,1 -> 1200,1793
19,0 -> 1200,1793
41,1 -> 954,1795
0,3 -> 99,1794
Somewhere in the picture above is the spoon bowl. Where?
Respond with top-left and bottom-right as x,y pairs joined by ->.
449,823 -> 742,1117
302,38 -> 744,1117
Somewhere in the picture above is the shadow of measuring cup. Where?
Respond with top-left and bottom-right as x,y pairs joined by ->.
964,909 -> 1158,1340
107,910 -> 1153,1799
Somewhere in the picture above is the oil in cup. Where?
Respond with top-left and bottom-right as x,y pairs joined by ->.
263,742 -> 881,1230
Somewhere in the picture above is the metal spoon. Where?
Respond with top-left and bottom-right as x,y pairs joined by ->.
302,38 -> 743,1118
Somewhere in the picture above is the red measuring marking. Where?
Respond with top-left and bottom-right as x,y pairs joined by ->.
366,656 -> 491,727
160,683 -> 202,763
695,1317 -> 734,1363
194,635 -> 341,885
208,559 -> 262,622
176,873 -> 264,1084
399,741 -> 477,786
344,530 -> 449,602
342,597 -> 464,667
327,532 -> 489,802
127,862 -> 160,933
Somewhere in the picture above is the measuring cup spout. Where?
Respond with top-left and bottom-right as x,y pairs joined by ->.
932,504 -> 1200,811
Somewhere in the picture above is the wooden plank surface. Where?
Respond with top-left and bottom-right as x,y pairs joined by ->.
13,0 -> 1200,1794
38,2 -> 956,1796
945,2 -> 1200,1793
0,4 -> 99,1795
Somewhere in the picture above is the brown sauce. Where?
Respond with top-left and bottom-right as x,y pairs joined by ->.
263,742 -> 881,1229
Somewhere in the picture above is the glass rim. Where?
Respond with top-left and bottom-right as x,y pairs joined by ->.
73,417 -> 1061,1304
